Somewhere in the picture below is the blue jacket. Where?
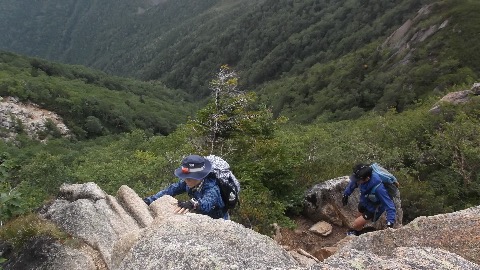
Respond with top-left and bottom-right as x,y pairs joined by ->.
343,172 -> 396,224
145,176 -> 227,219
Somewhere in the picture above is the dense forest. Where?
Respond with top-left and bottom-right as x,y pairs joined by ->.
0,0 -> 479,253
5,0 -> 479,121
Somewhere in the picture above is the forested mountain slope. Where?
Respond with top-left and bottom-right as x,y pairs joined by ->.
259,0 -> 480,122
0,0 -> 479,122
0,0 -> 426,90
0,51 -> 194,138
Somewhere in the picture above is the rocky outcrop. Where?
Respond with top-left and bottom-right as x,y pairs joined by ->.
303,176 -> 403,230
321,205 -> 480,269
4,182 -> 479,269
381,4 -> 449,65
430,83 -> 480,113
39,184 -> 154,269
315,247 -> 479,270
117,214 -> 298,270
0,96 -> 70,142
382,4 -> 448,50
29,183 -> 299,270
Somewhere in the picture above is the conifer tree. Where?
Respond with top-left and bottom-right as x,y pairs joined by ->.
188,65 -> 276,155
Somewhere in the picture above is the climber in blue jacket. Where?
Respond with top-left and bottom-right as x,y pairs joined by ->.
143,155 -> 227,219
342,163 -> 396,236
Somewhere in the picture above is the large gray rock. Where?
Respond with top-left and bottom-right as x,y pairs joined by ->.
40,183 -> 148,269
472,82 -> 480,95
430,82 -> 480,113
303,177 -> 403,230
58,182 -> 106,201
312,247 -> 479,270
118,214 -> 300,270
316,205 -> 480,269
116,185 -> 153,227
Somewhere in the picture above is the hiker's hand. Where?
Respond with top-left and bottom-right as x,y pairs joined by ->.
143,197 -> 152,206
178,200 -> 195,209
175,200 -> 195,214
342,195 -> 349,206
386,221 -> 394,228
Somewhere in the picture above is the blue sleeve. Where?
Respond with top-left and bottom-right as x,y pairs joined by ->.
146,180 -> 186,204
343,178 -> 358,196
197,181 -> 224,213
376,184 -> 396,223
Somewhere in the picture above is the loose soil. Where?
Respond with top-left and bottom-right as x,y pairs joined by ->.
275,216 -> 349,261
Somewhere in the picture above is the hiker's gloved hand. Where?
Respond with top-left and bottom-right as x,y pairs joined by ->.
177,200 -> 195,210
386,221 -> 394,228
342,195 -> 349,206
143,197 -> 152,206
175,199 -> 199,215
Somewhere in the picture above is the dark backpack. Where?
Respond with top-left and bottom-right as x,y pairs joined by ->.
367,163 -> 399,201
204,155 -> 240,210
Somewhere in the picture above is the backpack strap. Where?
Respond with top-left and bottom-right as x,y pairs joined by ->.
365,183 -> 382,203
370,183 -> 381,195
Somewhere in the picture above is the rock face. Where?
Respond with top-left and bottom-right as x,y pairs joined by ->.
117,214 -> 298,270
30,183 -> 299,270
303,176 -> 403,230
430,83 -> 480,113
381,4 -> 449,65
320,205 -> 480,269
4,182 -> 479,270
39,184 -> 145,269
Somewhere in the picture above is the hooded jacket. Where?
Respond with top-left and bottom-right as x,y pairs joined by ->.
343,172 -> 396,224
145,175 -> 226,219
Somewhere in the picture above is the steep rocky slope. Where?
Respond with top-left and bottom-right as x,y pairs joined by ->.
0,96 -> 70,142
3,182 -> 479,270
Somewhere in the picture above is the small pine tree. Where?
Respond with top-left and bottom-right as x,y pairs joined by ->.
188,65 -> 278,155
208,64 -> 242,152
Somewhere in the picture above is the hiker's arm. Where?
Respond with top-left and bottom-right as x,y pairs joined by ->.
343,179 -> 358,197
145,180 -> 186,204
197,183 -> 224,213
377,186 -> 396,224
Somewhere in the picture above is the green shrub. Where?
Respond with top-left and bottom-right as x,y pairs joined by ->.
0,189 -> 24,224
233,183 -> 295,235
0,214 -> 68,251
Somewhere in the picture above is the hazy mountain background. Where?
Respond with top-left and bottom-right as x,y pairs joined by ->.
0,0 -> 480,239
3,0 -> 478,123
